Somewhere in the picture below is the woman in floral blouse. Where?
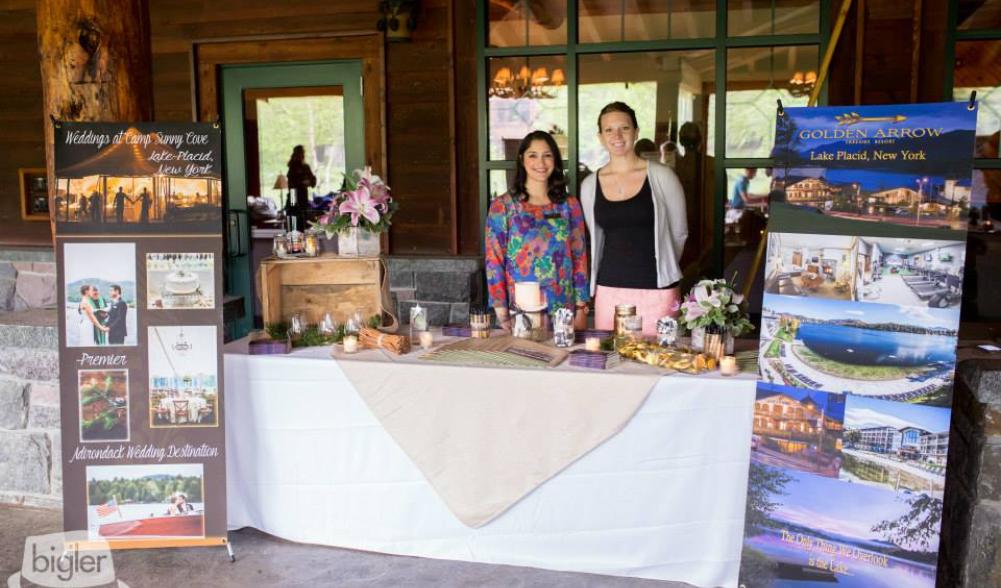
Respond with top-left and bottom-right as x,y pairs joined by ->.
485,131 -> 589,330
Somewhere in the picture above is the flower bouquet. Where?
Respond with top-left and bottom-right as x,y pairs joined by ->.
313,167 -> 397,256
677,277 -> 754,356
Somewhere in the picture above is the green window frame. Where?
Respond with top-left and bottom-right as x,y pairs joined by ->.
476,0 -> 832,274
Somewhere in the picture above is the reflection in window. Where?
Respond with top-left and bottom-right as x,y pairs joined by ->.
957,0 -> 1001,30
578,0 -> 715,42
488,56 -> 569,160
489,0 -> 567,47
954,40 -> 1001,159
578,50 -> 715,274
710,45 -> 819,158
723,167 -> 773,314
727,0 -> 820,36
248,90 -> 345,206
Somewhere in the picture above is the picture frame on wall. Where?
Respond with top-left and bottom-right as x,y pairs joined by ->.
18,167 -> 49,221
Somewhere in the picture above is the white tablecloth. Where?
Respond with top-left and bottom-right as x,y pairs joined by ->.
224,344 -> 757,587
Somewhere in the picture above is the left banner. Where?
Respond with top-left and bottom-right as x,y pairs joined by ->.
54,122 -> 227,549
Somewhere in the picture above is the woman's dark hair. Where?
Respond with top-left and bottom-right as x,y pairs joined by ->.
287,145 -> 306,168
79,284 -> 91,296
597,101 -> 639,131
509,130 -> 568,204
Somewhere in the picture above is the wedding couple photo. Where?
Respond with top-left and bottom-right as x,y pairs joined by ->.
64,242 -> 138,347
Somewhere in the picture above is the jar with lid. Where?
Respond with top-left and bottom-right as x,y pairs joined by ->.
613,304 -> 637,337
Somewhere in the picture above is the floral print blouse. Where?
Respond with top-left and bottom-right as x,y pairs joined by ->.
485,194 -> 590,311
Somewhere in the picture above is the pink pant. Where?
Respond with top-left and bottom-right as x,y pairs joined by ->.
594,285 -> 681,336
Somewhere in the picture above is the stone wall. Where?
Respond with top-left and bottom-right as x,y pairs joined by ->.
0,247 -> 57,312
941,358 -> 1001,587
0,310 -> 61,508
388,256 -> 483,327
0,247 -> 60,508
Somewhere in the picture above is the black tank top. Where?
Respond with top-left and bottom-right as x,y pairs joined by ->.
595,176 -> 659,289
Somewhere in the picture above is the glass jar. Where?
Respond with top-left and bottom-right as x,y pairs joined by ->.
304,230 -> 320,257
469,308 -> 492,338
272,232 -> 288,258
613,304 -> 637,337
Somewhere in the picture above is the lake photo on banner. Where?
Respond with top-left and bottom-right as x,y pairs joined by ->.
797,323 -> 955,366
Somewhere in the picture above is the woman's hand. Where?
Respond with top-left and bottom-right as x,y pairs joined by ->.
494,307 -> 512,332
100,325 -> 110,333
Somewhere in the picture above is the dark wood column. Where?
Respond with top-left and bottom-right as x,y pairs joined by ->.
36,0 -> 153,236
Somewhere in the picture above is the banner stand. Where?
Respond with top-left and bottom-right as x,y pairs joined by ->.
54,122 -> 230,561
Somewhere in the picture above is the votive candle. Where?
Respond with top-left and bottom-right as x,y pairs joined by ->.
418,330 -> 434,350
585,336 -> 601,352
720,355 -> 738,376
343,335 -> 359,354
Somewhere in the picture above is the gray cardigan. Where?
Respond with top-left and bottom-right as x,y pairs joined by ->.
579,160 -> 688,295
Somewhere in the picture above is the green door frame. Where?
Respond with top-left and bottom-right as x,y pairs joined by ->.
220,60 -> 365,338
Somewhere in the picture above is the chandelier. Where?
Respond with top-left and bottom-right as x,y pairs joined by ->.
489,65 -> 565,99
788,70 -> 818,98
172,328 -> 192,356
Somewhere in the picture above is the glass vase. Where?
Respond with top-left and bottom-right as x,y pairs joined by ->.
338,227 -> 381,256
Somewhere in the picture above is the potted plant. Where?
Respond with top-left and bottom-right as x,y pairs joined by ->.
677,277 -> 755,356
313,167 -> 397,256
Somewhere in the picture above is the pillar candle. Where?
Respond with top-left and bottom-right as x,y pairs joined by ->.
514,281 -> 541,308
343,335 -> 359,354
720,355 -> 738,376
585,337 -> 601,352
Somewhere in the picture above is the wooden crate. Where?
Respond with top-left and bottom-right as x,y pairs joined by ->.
258,255 -> 385,327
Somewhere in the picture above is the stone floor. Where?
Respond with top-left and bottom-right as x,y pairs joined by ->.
0,505 -> 690,587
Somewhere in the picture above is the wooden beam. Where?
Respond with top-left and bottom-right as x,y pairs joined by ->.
36,0 -> 154,241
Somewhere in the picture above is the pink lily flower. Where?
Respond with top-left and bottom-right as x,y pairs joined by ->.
338,186 -> 380,226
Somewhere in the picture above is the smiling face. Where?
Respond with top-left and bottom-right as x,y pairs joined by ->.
521,139 -> 556,184
598,111 -> 639,158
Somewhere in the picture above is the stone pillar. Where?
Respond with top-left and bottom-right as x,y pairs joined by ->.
942,359 -> 1001,587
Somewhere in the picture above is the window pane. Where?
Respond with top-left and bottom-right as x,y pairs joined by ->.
488,56 -> 569,160
954,40 -> 1001,159
957,0 -> 1001,30
489,0 -> 567,47
245,88 -> 345,208
578,50 -> 715,272
578,0 -> 715,43
724,167 -> 773,315
715,45 -> 819,158
727,0 -> 820,36
489,169 -> 515,200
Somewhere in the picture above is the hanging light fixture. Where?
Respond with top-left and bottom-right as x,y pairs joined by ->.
788,70 -> 818,97
377,0 -> 421,42
172,327 -> 192,356
489,62 -> 562,99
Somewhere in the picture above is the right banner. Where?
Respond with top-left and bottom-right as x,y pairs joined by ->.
739,102 -> 978,588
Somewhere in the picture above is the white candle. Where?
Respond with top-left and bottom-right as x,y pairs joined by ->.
343,335 -> 359,354
720,355 -> 738,376
585,337 -> 601,352
514,281 -> 541,308
419,330 -> 433,350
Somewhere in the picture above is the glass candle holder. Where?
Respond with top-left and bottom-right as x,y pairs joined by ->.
288,312 -> 306,341
469,309 -> 492,338
318,312 -> 338,336
552,307 -> 575,348
623,315 -> 643,340
304,230 -> 320,257
273,232 -> 288,258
